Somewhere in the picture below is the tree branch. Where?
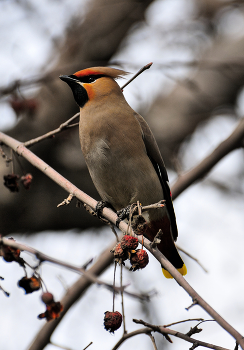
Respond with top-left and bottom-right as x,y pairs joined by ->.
133,319 -> 231,350
24,113 -> 80,148
0,237 -> 148,301
171,118 -> 244,199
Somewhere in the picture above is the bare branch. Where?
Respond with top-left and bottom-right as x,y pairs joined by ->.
1,237 -> 149,301
133,319 -> 231,350
111,328 -> 153,350
150,229 -> 163,249
83,342 -> 93,350
172,118 -> 244,200
164,318 -> 204,327
148,333 -> 158,350
176,245 -> 208,273
24,113 -> 80,148
120,62 -> 153,90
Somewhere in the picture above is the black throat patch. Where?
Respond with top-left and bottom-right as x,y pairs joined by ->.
67,81 -> 88,108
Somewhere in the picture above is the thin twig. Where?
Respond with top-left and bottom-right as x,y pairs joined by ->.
112,262 -> 117,312
50,342 -> 72,350
176,245 -> 208,273
24,113 -> 80,148
164,318 -> 204,328
120,62 -> 153,90
57,193 -> 74,207
133,319 -> 231,350
148,333 -> 158,350
111,328 -> 152,350
0,283 -> 10,297
120,264 -> 127,335
83,342 -> 93,350
150,229 -> 163,249
186,300 -> 198,311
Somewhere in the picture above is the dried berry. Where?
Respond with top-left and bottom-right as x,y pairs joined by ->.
3,174 -> 19,192
104,311 -> 122,333
10,97 -> 38,118
41,292 -> 54,305
38,293 -> 63,321
20,173 -> 33,190
120,235 -> 138,250
1,238 -> 20,262
130,249 -> 149,271
18,275 -> 41,294
111,243 -> 128,265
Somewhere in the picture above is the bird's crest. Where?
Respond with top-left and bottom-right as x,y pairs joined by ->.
74,67 -> 129,80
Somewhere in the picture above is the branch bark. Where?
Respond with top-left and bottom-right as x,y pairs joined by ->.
131,320 -> 231,350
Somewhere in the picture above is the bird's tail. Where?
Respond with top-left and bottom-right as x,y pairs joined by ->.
158,233 -> 187,279
162,264 -> 187,279
141,216 -> 187,279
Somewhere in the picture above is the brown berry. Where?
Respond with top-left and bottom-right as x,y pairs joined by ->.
104,311 -> 122,333
38,300 -> 63,321
1,237 -> 20,262
10,97 -> 38,118
111,243 -> 128,264
18,275 -> 41,294
20,173 -> 33,190
41,292 -> 54,305
3,174 -> 19,192
130,249 -> 149,271
121,235 -> 138,250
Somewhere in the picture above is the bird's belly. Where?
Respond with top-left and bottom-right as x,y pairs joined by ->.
85,141 -> 164,211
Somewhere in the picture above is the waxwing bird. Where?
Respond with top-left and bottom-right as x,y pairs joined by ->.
60,67 -> 187,278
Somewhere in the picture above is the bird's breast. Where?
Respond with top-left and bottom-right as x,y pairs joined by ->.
79,106 -> 164,211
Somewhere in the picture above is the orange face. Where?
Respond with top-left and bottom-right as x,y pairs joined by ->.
82,83 -> 96,101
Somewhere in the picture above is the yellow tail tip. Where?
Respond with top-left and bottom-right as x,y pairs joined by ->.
162,264 -> 187,279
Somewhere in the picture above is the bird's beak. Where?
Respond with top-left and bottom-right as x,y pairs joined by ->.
59,75 -> 78,84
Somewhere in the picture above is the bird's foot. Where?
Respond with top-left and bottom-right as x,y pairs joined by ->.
95,200 -> 114,219
116,203 -> 138,228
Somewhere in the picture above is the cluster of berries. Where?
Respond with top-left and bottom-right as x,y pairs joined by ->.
111,235 -> 149,271
1,238 -> 63,322
104,235 -> 149,333
3,173 -> 33,192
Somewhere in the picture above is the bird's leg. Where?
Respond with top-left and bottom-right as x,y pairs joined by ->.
116,203 -> 138,228
95,200 -> 114,219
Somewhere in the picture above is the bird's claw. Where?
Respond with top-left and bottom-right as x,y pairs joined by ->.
95,200 -> 113,219
116,203 -> 138,228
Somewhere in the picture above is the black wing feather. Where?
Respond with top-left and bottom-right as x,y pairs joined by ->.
134,113 -> 178,241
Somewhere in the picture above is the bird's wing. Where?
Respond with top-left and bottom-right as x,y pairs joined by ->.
134,113 -> 178,240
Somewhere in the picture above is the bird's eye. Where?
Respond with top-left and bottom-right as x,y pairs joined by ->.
87,77 -> 96,83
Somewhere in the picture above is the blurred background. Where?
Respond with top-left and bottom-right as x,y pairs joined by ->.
0,0 -> 244,349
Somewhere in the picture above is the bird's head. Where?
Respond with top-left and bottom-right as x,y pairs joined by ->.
60,67 -> 128,108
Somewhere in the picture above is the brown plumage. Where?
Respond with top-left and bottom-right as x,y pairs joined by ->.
60,67 -> 187,278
